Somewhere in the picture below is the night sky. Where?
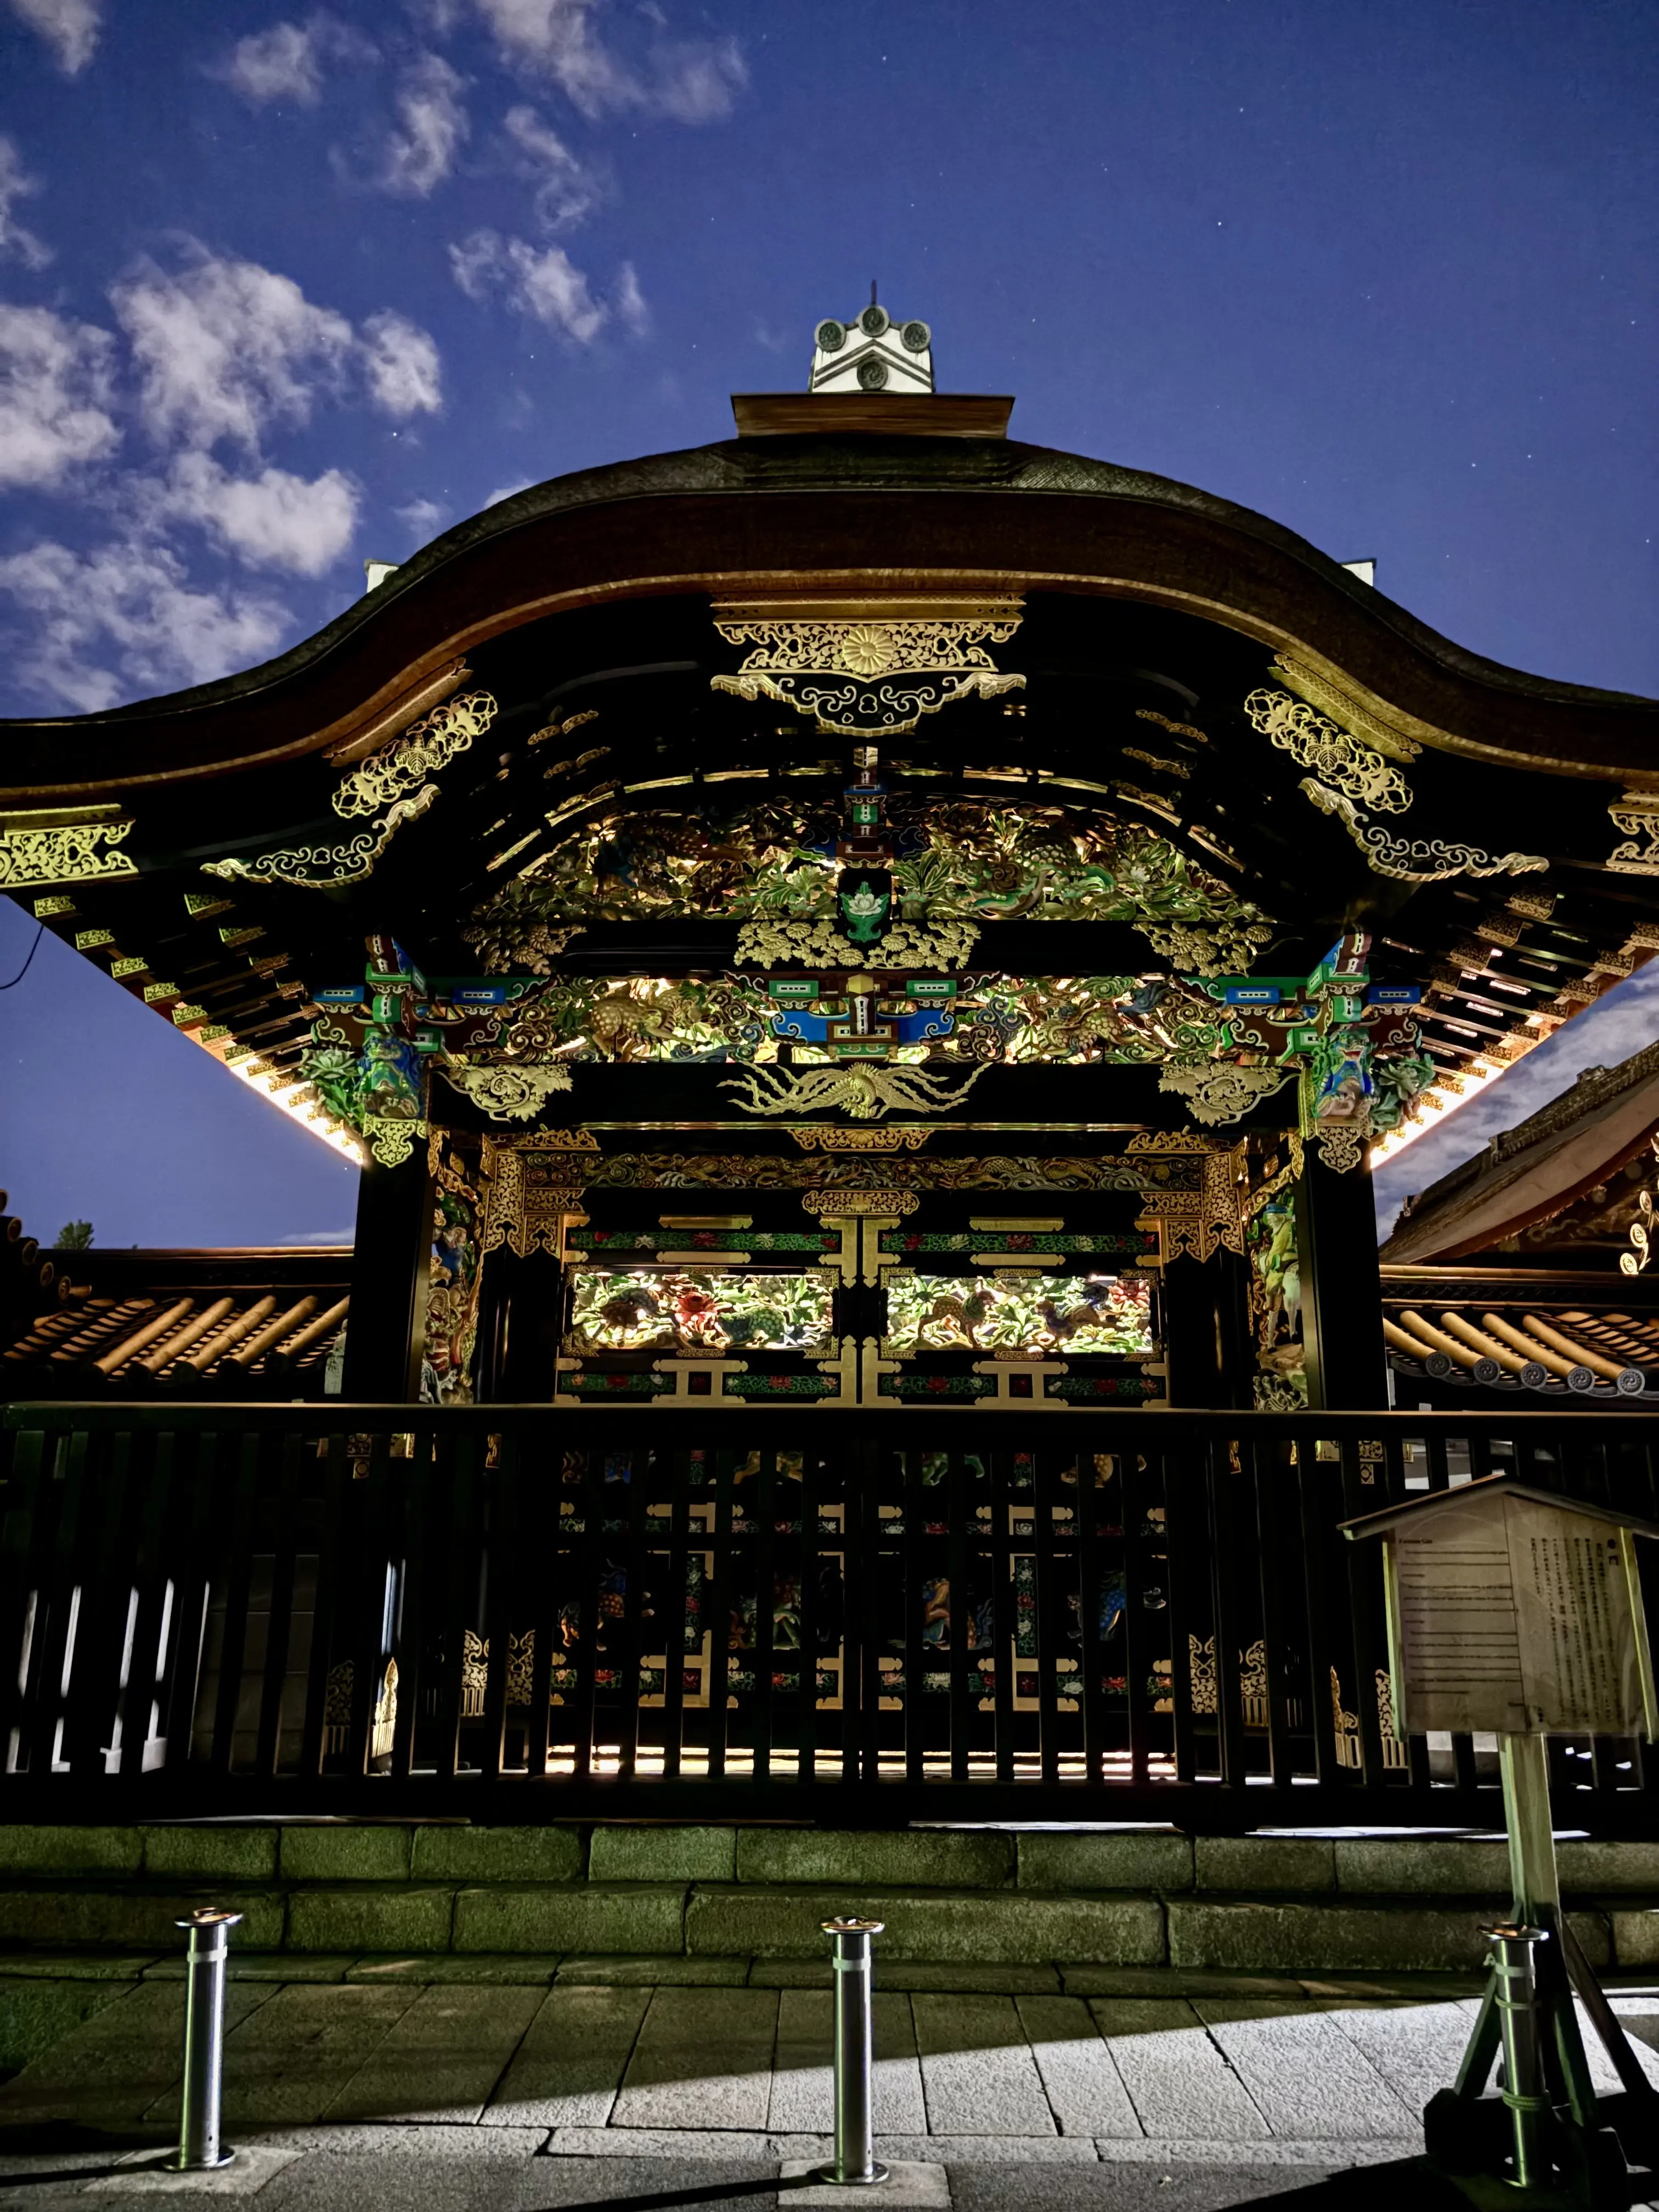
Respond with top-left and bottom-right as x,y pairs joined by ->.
1,0 -> 1655,1248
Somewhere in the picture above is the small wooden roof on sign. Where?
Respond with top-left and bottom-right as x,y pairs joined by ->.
1340,1472 -> 1659,1544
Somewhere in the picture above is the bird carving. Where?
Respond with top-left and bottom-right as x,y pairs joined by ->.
719,1059 -> 989,1121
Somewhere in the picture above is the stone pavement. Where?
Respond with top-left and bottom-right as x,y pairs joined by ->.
2,1971 -> 1659,2207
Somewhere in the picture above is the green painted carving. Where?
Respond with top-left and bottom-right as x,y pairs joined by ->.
883,1272 -> 1154,1357
568,1267 -> 837,1354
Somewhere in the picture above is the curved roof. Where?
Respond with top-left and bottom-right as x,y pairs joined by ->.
3,432 -> 1654,803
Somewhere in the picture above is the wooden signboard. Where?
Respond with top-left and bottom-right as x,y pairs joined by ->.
1344,1480 -> 1659,1741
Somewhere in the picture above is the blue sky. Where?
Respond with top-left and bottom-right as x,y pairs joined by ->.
0,0 -> 1655,1245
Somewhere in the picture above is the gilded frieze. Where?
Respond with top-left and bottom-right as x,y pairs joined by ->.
710,596 -> 1025,735
1244,686 -> 1413,814
333,691 -> 498,820
0,812 -> 137,893
205,786 -> 437,888
719,1059 -> 990,1122
1301,781 -> 1548,882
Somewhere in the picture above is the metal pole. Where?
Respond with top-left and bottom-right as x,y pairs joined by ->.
817,1916 -> 888,2188
1483,1921 -> 1550,2194
168,1907 -> 242,2172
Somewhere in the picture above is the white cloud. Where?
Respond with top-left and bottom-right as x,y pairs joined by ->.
109,248 -> 443,452
215,14 -> 377,105
0,538 -> 289,711
484,480 -> 531,505
360,309 -> 443,416
468,0 -> 744,123
396,495 -> 445,540
0,305 -> 118,489
0,137 -> 50,269
379,52 -> 469,196
503,103 -> 600,230
450,229 -> 643,343
5,0 -> 100,76
112,250 -> 357,453
613,258 -> 647,335
160,450 -> 359,577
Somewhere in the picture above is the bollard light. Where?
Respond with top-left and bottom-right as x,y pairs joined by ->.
1481,1922 -> 1550,2193
168,1907 -> 243,2172
817,1916 -> 888,2188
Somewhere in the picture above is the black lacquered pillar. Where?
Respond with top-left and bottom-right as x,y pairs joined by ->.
1160,1250 -> 1254,1409
1294,1147 -> 1387,1409
342,1141 -> 433,1402
476,1249 -> 566,1401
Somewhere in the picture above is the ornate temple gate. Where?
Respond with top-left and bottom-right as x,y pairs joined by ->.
4,316 -> 1658,1820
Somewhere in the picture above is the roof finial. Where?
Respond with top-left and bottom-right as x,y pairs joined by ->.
809,297 -> 933,395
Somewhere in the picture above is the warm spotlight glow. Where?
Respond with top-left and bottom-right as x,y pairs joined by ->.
1369,1051 -> 1519,1169
205,1041 -> 367,1165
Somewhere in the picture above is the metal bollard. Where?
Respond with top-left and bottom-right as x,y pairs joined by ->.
817,1917 -> 888,2188
167,1907 -> 243,2172
1482,1922 -> 1550,2193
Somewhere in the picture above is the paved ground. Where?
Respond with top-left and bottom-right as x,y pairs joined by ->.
2,1974 -> 1659,2207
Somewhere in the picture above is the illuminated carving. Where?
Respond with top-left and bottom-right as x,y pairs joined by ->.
334,691 -> 497,819
712,597 -> 1025,735
205,786 -> 438,888
720,1059 -> 990,1121
440,1062 -> 574,1121
1609,791 -> 1659,875
733,916 -> 981,970
791,1127 -> 932,1152
886,1272 -> 1153,1357
0,812 -> 136,892
1301,780 -> 1547,882
1245,686 -> 1413,813
1158,1057 -> 1291,1126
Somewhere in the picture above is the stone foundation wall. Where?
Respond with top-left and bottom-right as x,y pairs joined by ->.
0,1825 -> 1656,1974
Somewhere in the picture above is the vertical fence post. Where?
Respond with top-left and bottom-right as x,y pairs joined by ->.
818,1916 -> 887,2187
168,1907 -> 242,2171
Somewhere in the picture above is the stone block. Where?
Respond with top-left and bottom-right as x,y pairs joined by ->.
1611,1908 -> 1659,1969
1333,1837 -> 1509,1895
0,1887 -> 282,1952
735,1829 -> 1013,1890
1017,1832 -> 1192,1894
410,1826 -> 583,1883
284,1886 -> 454,1955
589,1825 -> 736,1884
0,1827 -> 142,1877
1194,1838 -> 1335,1894
0,1977 -> 134,2073
555,1954 -> 748,1985
347,1955 -> 561,1984
685,1885 -> 1164,1965
452,1883 -> 686,1955
1558,1842 -> 1659,1893
279,1826 -> 413,1882
1168,1899 -> 1611,1973
140,1826 -> 277,1882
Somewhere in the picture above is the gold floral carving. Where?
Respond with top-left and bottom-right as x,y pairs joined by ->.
332,691 -> 498,819
1609,792 -> 1659,875
1137,917 -> 1273,976
1244,686 -> 1413,814
562,1152 -> 1160,1192
1137,1146 -> 1246,1263
439,1063 -> 574,1121
0,812 -> 137,893
1157,1058 -> 1291,1127
1300,780 -> 1548,882
790,1127 -> 932,1152
363,1115 -> 426,1169
710,597 -> 1025,735
1134,708 -> 1209,745
720,1059 -> 990,1122
1271,656 -> 1423,764
496,1127 -> 600,1152
733,916 -> 980,970
1315,1120 -> 1369,1175
205,787 -> 438,888
800,1188 -> 922,1217
479,1142 -> 585,1258
1126,1132 -> 1219,1154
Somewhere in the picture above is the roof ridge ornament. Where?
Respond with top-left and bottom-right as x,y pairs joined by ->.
810,284 -> 933,397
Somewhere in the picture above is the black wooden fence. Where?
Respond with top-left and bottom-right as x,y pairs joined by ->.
3,1401 -> 1657,1829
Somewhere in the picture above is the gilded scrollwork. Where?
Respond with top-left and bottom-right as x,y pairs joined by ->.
439,1062 -> 574,1121
1300,780 -> 1548,882
1244,686 -> 1413,813
800,1188 -> 922,1217
1271,656 -> 1423,764
711,598 -> 1025,735
478,1140 -> 586,1258
789,1127 -> 932,1152
719,1059 -> 990,1122
363,1115 -> 426,1169
1157,1057 -> 1291,1127
205,786 -> 438,888
332,691 -> 498,820
0,814 -> 137,893
1608,791 -> 1659,875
